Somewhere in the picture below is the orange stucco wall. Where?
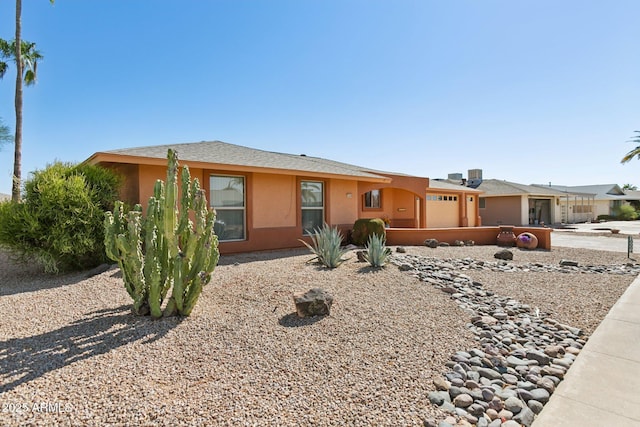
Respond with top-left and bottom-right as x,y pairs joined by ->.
480,196 -> 522,226
328,180 -> 359,225
386,226 -> 552,250
137,165 -> 205,211
252,173 -> 296,228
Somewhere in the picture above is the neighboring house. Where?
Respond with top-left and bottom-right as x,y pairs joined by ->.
440,178 -> 597,226
534,184 -> 640,219
86,140 -> 482,253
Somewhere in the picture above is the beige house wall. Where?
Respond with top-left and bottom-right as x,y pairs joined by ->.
480,196 -> 522,226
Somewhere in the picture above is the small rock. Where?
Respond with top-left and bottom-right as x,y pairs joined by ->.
494,249 -> 513,260
527,399 -> 544,414
513,407 -> 536,427
529,388 -> 550,403
498,409 -> 514,420
485,408 -> 499,420
477,367 -> 502,380
504,396 -> 524,414
536,377 -> 555,393
424,238 -> 439,248
433,377 -> 451,391
488,397 -> 504,412
396,246 -> 407,253
526,349 -> 550,365
543,345 -> 565,358
481,388 -> 495,401
453,393 -> 473,408
560,259 -> 579,267
428,391 -> 450,406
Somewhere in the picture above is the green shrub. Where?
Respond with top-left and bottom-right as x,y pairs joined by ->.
614,205 -> 639,221
300,224 -> 349,268
351,218 -> 386,246
0,162 -> 121,273
364,233 -> 392,267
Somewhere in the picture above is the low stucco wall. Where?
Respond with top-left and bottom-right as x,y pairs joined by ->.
386,226 -> 552,250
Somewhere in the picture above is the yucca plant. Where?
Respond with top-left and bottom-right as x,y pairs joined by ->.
299,224 -> 349,268
364,233 -> 392,267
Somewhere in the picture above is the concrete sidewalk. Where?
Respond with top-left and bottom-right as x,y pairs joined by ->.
533,274 -> 640,426
533,232 -> 640,426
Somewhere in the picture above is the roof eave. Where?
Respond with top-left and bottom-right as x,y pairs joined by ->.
87,152 -> 392,183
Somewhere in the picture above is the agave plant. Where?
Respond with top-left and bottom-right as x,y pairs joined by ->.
299,224 -> 349,268
364,233 -> 392,267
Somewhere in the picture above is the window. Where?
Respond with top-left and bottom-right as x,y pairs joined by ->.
575,205 -> 593,213
479,198 -> 485,209
210,175 -> 245,241
364,189 -> 381,208
301,181 -> 324,235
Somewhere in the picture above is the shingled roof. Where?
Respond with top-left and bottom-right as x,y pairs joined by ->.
475,179 -> 572,197
93,140 -> 396,181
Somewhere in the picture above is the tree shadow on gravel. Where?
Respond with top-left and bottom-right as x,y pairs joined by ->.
278,313 -> 327,327
0,304 -> 178,393
0,250 -> 117,297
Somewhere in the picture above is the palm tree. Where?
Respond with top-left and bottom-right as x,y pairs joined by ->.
621,130 -> 640,164
8,0 -> 54,201
0,37 -> 43,201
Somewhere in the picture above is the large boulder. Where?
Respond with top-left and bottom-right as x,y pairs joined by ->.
351,218 -> 386,246
293,288 -> 333,317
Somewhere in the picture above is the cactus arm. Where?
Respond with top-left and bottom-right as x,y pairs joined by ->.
144,197 -> 164,319
164,149 -> 179,259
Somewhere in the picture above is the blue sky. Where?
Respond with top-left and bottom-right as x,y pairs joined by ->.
0,1 -> 639,195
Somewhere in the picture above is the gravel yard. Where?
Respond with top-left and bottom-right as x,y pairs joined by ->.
0,245 -> 636,426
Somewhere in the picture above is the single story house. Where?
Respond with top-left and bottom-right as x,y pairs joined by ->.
533,184 -> 640,220
471,179 -> 597,226
86,140 -> 488,253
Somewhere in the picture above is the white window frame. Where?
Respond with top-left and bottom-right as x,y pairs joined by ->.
210,174 -> 246,242
301,180 -> 324,235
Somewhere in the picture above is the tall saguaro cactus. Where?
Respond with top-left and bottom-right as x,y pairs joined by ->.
104,149 -> 219,318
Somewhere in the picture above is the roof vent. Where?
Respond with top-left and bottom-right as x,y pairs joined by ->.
467,178 -> 482,188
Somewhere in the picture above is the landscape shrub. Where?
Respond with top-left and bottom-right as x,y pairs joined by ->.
614,205 -> 639,221
364,233 -> 392,267
0,162 -> 121,273
299,223 -> 349,268
351,218 -> 386,246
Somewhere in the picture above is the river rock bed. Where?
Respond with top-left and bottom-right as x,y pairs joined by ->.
393,254 -> 634,427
